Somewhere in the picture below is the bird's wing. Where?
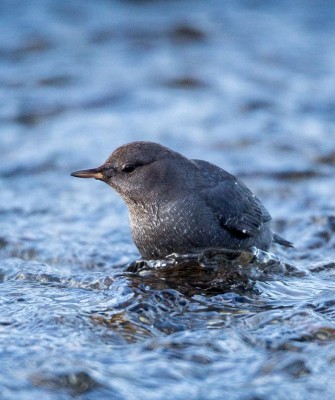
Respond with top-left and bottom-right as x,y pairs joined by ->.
193,160 -> 271,238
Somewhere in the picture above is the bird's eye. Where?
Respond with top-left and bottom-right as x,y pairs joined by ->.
122,164 -> 136,173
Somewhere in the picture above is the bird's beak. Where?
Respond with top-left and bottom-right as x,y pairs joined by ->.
71,166 -> 104,180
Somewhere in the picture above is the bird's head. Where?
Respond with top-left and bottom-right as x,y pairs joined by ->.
71,141 -> 188,204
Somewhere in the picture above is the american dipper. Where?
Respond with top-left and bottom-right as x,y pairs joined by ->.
71,141 -> 293,259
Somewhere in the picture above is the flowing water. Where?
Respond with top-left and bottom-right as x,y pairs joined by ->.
1,0 -> 335,399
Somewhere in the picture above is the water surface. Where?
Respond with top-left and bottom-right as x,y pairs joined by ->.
1,1 -> 335,399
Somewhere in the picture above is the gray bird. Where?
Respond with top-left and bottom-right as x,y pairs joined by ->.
71,141 -> 293,259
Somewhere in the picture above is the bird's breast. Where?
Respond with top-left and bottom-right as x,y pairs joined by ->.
127,197 -> 217,258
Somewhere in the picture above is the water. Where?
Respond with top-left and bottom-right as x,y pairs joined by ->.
1,0 -> 335,398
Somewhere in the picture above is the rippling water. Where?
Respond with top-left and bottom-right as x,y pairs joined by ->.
1,0 -> 335,399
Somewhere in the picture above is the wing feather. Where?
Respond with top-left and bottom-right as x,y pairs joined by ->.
193,160 -> 271,238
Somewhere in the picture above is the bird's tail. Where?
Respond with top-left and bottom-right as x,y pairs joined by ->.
273,233 -> 294,248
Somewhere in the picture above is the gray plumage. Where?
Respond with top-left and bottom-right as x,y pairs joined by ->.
71,141 -> 293,259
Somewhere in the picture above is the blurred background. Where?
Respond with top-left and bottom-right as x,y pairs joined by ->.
1,1 -> 335,399
1,0 -> 335,264
1,0 -> 335,265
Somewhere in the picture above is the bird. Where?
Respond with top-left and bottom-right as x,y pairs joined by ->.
71,141 -> 293,259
